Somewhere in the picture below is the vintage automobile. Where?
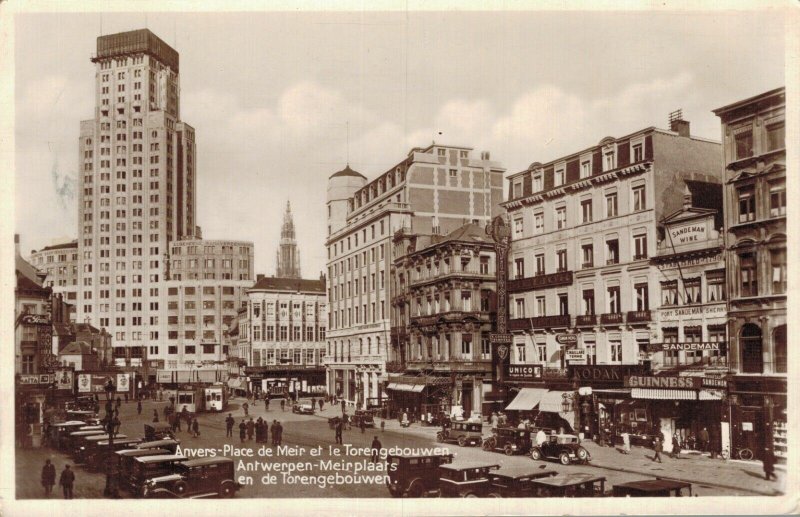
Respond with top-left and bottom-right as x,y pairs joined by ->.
66,409 -> 98,422
65,396 -> 96,412
64,427 -> 107,454
141,457 -> 243,498
436,421 -> 483,447
73,433 -> 130,463
385,453 -> 454,498
485,466 -> 559,497
437,461 -> 500,498
116,448 -> 172,478
612,479 -> 693,497
48,421 -> 87,449
482,427 -> 533,456
128,454 -> 189,495
136,438 -> 180,454
529,472 -> 607,497
85,437 -> 143,470
292,403 -> 315,415
351,409 -> 376,428
530,434 -> 591,465
144,424 -> 174,441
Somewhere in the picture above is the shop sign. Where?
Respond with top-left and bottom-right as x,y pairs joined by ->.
54,369 -> 74,391
742,422 -> 753,431
656,252 -> 722,271
489,333 -> 513,344
659,342 -> 726,352
507,364 -> 543,381
556,334 -> 578,345
565,349 -> 586,365
117,373 -> 130,392
18,374 -> 53,385
624,376 -> 727,389
21,314 -> 51,325
659,304 -> 726,319
77,373 -> 114,393
570,365 -> 648,384
669,223 -> 706,244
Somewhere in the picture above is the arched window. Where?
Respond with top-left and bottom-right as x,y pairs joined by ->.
740,323 -> 763,374
375,336 -> 380,355
347,340 -> 352,362
774,325 -> 787,373
359,338 -> 364,355
366,337 -> 371,355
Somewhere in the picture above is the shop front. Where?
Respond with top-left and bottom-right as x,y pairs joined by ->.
385,374 -> 452,423
502,364 -> 578,432
245,365 -> 326,399
728,376 -> 787,461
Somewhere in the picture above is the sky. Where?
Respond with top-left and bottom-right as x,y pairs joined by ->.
13,9 -> 786,277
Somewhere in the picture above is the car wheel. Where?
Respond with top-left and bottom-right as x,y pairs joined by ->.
219,480 -> 236,498
482,438 -> 494,451
530,448 -> 542,460
173,481 -> 188,496
436,432 -> 444,443
488,492 -> 502,498
577,447 -> 589,461
406,479 -> 425,498
463,492 -> 477,498
457,437 -> 467,447
504,445 -> 515,456
559,452 -> 571,465
387,485 -> 401,498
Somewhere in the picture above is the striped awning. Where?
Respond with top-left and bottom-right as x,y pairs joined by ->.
632,388 -> 697,400
698,389 -> 724,401
387,383 -> 424,392
539,390 -> 572,413
505,388 -> 547,411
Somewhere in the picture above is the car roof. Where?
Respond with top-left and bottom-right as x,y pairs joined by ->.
117,448 -> 170,457
135,454 -> 188,463
532,473 -> 606,487
86,434 -> 128,441
491,466 -> 557,479
615,479 -> 691,491
137,439 -> 178,448
439,462 -> 499,471
183,457 -> 234,467
98,438 -> 140,445
54,421 -> 87,426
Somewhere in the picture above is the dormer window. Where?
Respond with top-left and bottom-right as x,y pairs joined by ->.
513,181 -> 522,198
603,148 -> 616,171
533,173 -> 543,192
580,160 -> 591,178
437,148 -> 446,157
555,167 -> 565,186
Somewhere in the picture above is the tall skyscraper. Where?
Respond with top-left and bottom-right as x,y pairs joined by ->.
77,29 -> 197,360
275,200 -> 302,278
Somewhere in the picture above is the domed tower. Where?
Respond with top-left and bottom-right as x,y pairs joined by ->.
327,164 -> 367,236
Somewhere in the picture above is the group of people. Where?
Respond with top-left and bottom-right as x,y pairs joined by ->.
489,411 -> 509,429
40,460 -> 76,499
226,414 -> 284,446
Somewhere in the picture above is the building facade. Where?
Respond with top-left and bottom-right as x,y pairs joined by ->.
243,275 -> 328,397
389,223 -> 497,421
276,201 -> 302,278
76,29 -> 198,373
713,87 -> 787,461
502,118 -> 722,435
325,145 -> 505,409
29,240 -> 79,322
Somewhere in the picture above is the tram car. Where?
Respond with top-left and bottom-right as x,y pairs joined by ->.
203,384 -> 228,412
175,387 -> 204,414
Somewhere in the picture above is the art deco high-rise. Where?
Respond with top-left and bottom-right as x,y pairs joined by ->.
77,30 -> 197,358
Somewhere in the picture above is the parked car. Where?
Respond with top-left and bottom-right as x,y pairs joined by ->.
385,453 -> 454,498
144,424 -> 174,441
141,457 -> 243,498
136,438 -> 180,454
74,433 -> 130,463
530,434 -> 591,465
485,466 -> 559,497
529,472 -> 607,497
351,409 -> 375,428
65,429 -> 110,457
483,427 -> 533,456
437,462 -> 500,498
129,454 -> 189,495
116,448 -> 172,479
48,421 -> 87,449
612,479 -> 692,497
436,421 -> 483,447
292,404 -> 315,415
85,437 -> 143,470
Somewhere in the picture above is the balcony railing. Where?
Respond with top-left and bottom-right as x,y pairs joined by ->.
385,361 -> 405,373
626,310 -> 651,323
508,271 -> 573,292
600,312 -> 624,325
410,311 -> 490,327
509,314 -> 571,330
409,266 -> 494,286
575,314 -> 596,326
406,359 -> 492,373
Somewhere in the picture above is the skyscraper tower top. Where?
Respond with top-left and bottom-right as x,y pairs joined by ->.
276,200 -> 302,278
93,29 -> 180,72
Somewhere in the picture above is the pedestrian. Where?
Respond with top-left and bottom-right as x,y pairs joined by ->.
280,399 -> 285,412
699,427 -> 710,454
319,399 -> 324,411
137,400 -> 142,415
112,415 -> 121,437
124,392 -> 129,403
175,411 -> 182,432
247,418 -> 255,441
271,420 -> 278,446
239,421 -> 246,443
335,419 -> 343,445
243,401 -> 249,417
192,417 -> 200,438
670,435 -> 681,459
276,421 -> 283,446
41,459 -> 56,496
262,419 -> 270,445
59,464 -> 75,499
255,418 -> 263,443
341,399 -> 346,413
763,448 -> 777,480
380,419 -> 385,433
371,436 -> 382,463
536,428 -> 547,446
115,396 -> 121,409
360,419 -> 366,434
225,413 -> 235,438
264,396 -> 270,411
621,431 -> 631,454
152,409 -> 159,423
653,436 -> 663,463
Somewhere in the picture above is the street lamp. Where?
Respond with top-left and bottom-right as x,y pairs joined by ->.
102,379 -> 118,498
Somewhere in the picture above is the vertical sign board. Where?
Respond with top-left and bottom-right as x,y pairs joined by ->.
116,373 -> 130,392
486,215 -> 512,385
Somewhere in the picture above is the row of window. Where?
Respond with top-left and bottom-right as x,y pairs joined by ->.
172,245 -> 250,255
330,272 -> 385,301
329,336 -> 385,361
731,121 -> 784,161
405,334 -> 493,361
330,224 -> 387,257
736,180 -> 786,223
330,301 -> 387,330
737,249 -> 786,297
167,286 -> 237,296
251,348 -> 324,366
250,325 -> 326,342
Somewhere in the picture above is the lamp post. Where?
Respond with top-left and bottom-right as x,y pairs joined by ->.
102,379 -> 118,498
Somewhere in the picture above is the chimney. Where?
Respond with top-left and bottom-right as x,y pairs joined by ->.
256,274 -> 265,282
668,109 -> 690,137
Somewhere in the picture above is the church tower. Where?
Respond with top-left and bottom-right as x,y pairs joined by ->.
276,200 -> 302,278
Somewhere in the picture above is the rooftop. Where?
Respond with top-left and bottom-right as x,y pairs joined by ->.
94,29 -> 179,72
329,164 -> 366,180
249,276 -> 325,293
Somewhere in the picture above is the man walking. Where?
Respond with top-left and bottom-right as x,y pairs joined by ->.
360,418 -> 366,434
243,401 -> 249,417
246,418 -> 255,441
335,419 -> 343,445
341,399 -> 346,414
59,464 -> 75,499
270,420 -> 278,446
192,417 -> 200,438
239,420 -> 247,443
225,413 -> 235,438
276,421 -> 283,446
653,436 -> 663,463
137,399 -> 142,415
763,447 -> 778,480
264,396 -> 270,411
319,398 -> 324,412
280,399 -> 285,412
371,436 -> 382,464
699,427 -> 710,454
41,459 -> 56,496
152,409 -> 159,423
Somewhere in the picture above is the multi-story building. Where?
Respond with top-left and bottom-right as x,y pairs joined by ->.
325,145 -> 505,409
502,116 -> 722,434
389,223 -> 497,421
76,29 -> 197,373
29,240 -> 79,321
276,201 -> 302,278
243,275 -> 327,397
713,87 -> 786,461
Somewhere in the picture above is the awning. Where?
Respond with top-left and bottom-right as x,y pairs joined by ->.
505,388 -> 547,411
227,378 -> 243,389
387,383 -> 424,393
539,390 -> 572,413
632,388 -> 697,400
698,389 -> 724,401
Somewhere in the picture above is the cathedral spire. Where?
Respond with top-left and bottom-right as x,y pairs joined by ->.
276,199 -> 301,278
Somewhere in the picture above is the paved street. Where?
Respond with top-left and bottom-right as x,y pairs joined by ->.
16,396 -> 785,499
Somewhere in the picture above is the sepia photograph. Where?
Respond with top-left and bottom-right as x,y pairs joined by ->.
2,1 -> 796,514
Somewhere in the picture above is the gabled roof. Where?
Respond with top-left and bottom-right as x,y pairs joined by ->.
660,206 -> 717,225
432,223 -> 492,246
248,276 -> 325,293
60,341 -> 95,355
